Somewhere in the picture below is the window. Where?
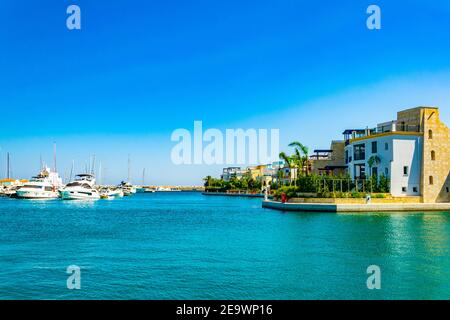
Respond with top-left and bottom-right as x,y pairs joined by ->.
400,121 -> 406,131
354,163 -> 366,179
429,176 -> 434,185
354,144 -> 366,161
385,168 -> 389,176
413,187 -> 418,193
431,150 -> 436,161
402,187 -> 407,192
21,185 -> 41,189
371,141 -> 378,153
403,166 -> 409,176
447,187 -> 449,193
385,142 -> 389,150
345,150 -> 349,164
428,130 -> 433,139
372,167 -> 378,177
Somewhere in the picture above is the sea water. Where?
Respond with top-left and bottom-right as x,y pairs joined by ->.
0,192 -> 449,299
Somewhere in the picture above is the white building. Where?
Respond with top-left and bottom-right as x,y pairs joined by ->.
344,120 -> 423,197
221,167 -> 247,181
345,127 -> 422,196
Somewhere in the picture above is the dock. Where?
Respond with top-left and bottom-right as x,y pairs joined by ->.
262,200 -> 450,213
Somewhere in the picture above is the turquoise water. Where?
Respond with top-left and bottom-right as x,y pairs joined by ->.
0,192 -> 449,300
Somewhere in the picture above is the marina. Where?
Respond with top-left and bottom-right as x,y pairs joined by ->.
0,146 -> 198,201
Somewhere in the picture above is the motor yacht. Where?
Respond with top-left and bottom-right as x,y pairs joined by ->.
16,166 -> 63,199
60,174 -> 100,200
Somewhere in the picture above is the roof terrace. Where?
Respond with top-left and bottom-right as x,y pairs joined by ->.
343,120 -> 421,145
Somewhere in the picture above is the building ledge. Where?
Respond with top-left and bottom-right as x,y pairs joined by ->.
349,131 -> 423,143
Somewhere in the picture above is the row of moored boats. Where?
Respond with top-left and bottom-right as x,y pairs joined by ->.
0,166 -> 139,200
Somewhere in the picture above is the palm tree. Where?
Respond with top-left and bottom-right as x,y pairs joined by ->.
367,155 -> 381,177
279,152 -> 293,186
203,175 -> 213,188
289,141 -> 310,175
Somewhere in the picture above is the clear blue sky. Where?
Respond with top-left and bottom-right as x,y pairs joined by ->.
1,0 -> 450,185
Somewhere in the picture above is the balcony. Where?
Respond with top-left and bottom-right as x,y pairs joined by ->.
343,121 -> 421,144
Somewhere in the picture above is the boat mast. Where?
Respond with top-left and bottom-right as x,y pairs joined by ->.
98,162 -> 102,185
69,160 -> 74,182
91,154 -> 96,175
128,154 -> 131,183
6,152 -> 10,179
53,142 -> 57,173
142,168 -> 145,186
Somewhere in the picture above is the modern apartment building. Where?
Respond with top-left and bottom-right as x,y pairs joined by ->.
344,106 -> 449,203
221,161 -> 286,185
221,167 -> 247,181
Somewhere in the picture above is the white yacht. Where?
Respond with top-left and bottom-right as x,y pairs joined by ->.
59,174 -> 100,200
110,188 -> 124,198
16,167 -> 63,199
100,188 -> 124,199
120,181 -> 136,196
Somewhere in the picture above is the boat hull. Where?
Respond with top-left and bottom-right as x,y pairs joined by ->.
60,190 -> 100,200
16,190 -> 59,199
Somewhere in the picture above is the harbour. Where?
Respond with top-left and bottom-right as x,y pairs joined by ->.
1,1 -> 450,304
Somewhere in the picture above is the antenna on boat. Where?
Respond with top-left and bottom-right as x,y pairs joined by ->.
40,155 -> 43,171
142,168 -> 145,186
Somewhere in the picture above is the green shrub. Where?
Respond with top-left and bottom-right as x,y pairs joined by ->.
350,192 -> 365,198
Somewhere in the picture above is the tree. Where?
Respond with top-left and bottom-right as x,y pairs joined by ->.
203,175 -> 213,188
279,152 -> 293,186
288,141 -> 310,176
367,155 -> 381,177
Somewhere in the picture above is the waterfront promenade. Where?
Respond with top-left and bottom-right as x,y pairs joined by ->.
262,199 -> 450,212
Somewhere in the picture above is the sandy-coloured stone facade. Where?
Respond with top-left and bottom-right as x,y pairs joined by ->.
398,107 -> 450,203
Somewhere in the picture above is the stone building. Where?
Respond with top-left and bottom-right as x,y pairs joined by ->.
344,106 -> 449,202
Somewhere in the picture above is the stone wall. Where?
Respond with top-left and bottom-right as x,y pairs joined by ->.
420,107 -> 450,203
288,196 -> 422,204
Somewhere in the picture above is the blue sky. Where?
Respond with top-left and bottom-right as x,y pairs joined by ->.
1,0 -> 450,185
